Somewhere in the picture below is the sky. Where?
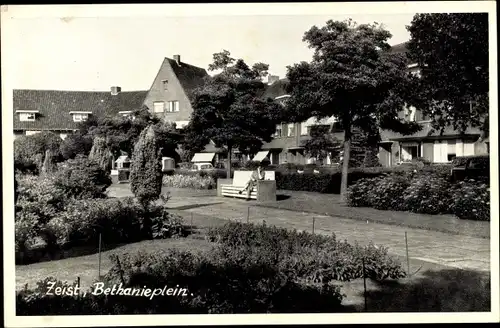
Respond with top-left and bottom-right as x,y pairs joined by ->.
1,2 -> 492,92
2,4 -> 420,92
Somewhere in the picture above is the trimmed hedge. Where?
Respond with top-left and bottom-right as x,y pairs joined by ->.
347,172 -> 490,220
162,174 -> 216,189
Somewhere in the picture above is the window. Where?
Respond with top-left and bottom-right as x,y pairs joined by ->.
153,102 -> 165,113
287,123 -> 295,137
162,79 -> 168,90
274,124 -> 282,137
447,140 -> 456,162
25,130 -> 41,136
404,106 -> 416,122
20,113 -> 36,122
73,113 -> 89,122
168,101 -> 179,112
300,123 -> 309,136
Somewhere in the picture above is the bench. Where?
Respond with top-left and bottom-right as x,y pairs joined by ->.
217,170 -> 276,201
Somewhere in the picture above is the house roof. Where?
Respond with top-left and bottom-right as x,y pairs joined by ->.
166,58 -> 209,102
13,89 -> 148,131
263,78 -> 289,100
389,42 -> 409,54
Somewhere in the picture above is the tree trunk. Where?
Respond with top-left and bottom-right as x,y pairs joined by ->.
340,123 -> 352,203
226,146 -> 232,179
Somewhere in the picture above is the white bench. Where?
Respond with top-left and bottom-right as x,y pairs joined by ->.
218,170 -> 276,200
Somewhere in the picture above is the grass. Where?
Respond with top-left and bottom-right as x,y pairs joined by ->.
107,184 -> 489,239
256,190 -> 490,239
15,209 -> 491,312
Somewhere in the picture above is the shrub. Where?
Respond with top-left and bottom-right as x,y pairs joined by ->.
368,173 -> 412,211
118,169 -> 130,181
88,135 -> 112,172
54,155 -> 112,199
162,174 -> 215,189
453,180 -> 490,221
59,132 -> 93,160
207,222 -> 406,282
346,177 -> 381,207
14,132 -> 63,173
16,252 -> 345,315
130,126 -> 163,206
403,172 -> 455,214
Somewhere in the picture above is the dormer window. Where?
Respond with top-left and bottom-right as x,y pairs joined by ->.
16,110 -> 39,122
69,111 -> 92,122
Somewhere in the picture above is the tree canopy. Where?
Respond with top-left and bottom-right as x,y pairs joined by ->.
185,50 -> 283,176
406,13 -> 489,137
285,19 -> 422,200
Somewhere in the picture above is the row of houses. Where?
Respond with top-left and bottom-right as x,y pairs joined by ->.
12,44 -> 489,167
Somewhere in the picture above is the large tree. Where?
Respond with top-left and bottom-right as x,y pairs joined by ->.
406,13 -> 489,138
185,50 -> 283,177
86,106 -> 182,160
302,125 -> 340,164
285,19 -> 421,201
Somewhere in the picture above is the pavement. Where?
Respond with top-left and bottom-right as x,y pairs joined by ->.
108,186 -> 491,273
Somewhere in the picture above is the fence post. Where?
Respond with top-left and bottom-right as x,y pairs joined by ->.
405,231 -> 410,277
312,217 -> 315,234
247,207 -> 250,223
191,212 -> 194,232
98,233 -> 102,279
77,276 -> 81,299
362,257 -> 367,312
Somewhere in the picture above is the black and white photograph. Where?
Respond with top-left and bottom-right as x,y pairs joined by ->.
2,2 -> 498,326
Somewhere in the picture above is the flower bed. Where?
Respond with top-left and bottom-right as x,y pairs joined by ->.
16,221 -> 406,315
162,174 -> 216,190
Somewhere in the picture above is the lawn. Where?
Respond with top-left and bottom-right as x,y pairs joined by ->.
108,185 -> 490,239
15,211 -> 491,312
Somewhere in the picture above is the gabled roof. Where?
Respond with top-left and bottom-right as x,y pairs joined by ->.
13,89 -> 148,131
263,78 -> 289,100
389,42 -> 409,54
165,58 -> 208,102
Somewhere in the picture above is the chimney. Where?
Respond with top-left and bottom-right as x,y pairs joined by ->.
110,86 -> 121,95
267,75 -> 279,85
173,55 -> 181,66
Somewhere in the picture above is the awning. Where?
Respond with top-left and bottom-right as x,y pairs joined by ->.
115,155 -> 130,164
175,121 -> 190,129
252,151 -> 270,162
191,152 -> 215,163
302,116 -> 336,127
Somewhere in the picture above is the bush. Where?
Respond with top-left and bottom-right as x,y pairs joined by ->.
118,169 -> 130,181
47,197 -> 184,246
16,251 -> 345,315
367,173 -> 413,211
54,155 -> 112,199
162,174 -> 215,189
59,132 -> 94,160
453,180 -> 490,221
15,174 -> 68,251
346,177 -> 381,207
403,172 -> 455,214
207,222 -> 406,282
14,132 -> 64,174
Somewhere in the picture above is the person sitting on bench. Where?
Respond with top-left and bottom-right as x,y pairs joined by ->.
239,165 -> 265,200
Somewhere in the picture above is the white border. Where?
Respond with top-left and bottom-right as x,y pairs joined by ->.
2,2 -> 499,326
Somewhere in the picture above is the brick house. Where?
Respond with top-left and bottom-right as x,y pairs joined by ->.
13,88 -> 147,139
13,55 -> 208,140
143,55 -> 208,128
377,42 -> 489,167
